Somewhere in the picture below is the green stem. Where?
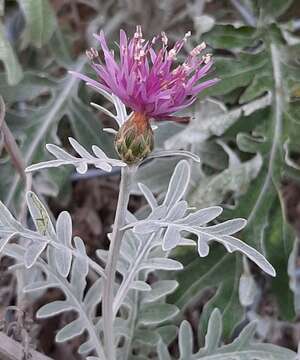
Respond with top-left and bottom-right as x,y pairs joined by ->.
102,165 -> 135,360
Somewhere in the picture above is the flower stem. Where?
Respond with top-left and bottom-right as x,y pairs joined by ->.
102,165 -> 135,360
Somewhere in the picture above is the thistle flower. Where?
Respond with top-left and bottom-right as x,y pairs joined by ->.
71,26 -> 219,163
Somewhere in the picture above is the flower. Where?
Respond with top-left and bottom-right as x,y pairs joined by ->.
73,25 -> 218,121
70,26 -> 219,163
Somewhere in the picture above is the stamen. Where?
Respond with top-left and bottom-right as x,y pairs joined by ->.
86,47 -> 99,60
172,66 -> 180,75
168,48 -> 177,60
184,31 -> 192,41
161,31 -> 168,46
134,25 -> 143,39
133,25 -> 146,63
182,63 -> 191,72
190,42 -> 206,57
202,53 -> 212,64
79,27 -> 218,124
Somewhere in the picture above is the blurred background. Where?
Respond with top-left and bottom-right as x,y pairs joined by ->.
0,0 -> 300,358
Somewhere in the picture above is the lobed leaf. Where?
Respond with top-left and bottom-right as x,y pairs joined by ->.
37,301 -> 74,318
17,0 -> 57,48
0,22 -> 23,85
138,303 -> 179,326
158,308 -> 297,359
26,137 -> 125,175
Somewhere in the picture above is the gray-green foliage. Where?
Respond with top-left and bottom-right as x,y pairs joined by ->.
17,0 -> 57,48
0,0 -> 299,358
0,2 -> 123,213
157,309 -> 297,360
1,61 -> 114,212
1,193 -> 106,358
26,136 -> 125,174
134,0 -> 300,337
0,158 -> 287,359
126,161 -> 275,277
0,22 -> 23,85
205,16 -> 300,322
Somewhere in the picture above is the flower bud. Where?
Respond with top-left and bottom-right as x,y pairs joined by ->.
114,112 -> 154,164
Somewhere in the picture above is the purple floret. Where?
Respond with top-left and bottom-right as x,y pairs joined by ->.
71,26 -> 219,121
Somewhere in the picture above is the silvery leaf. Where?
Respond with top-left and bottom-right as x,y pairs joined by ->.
158,325 -> 178,348
148,205 -> 168,221
140,258 -> 183,271
81,78 -> 114,102
220,235 -> 275,277
138,183 -> 157,210
138,303 -> 179,326
92,144 -> 108,159
133,222 -> 160,234
114,318 -> 130,339
56,318 -> 85,342
35,246 -> 103,356
178,238 -> 197,247
142,280 -> 179,303
134,329 -> 160,347
146,149 -> 200,163
83,278 -> 102,317
54,247 -> 72,277
37,301 -> 74,318
25,159 -> 67,171
178,321 -> 193,358
116,256 -> 129,276
23,281 -> 58,293
0,202 -> 24,232
26,137 -> 125,174
163,160 -> 190,210
56,211 -> 72,247
157,340 -> 172,360
26,191 -> 56,238
126,161 -> 275,276
203,218 -> 247,236
166,201 -> 188,221
69,137 -> 94,159
198,235 -> 211,257
46,144 -> 75,161
90,102 -> 116,120
24,242 -> 48,268
86,83 -> 128,127
112,93 -> 128,127
131,281 -> 152,291
0,232 -> 18,253
177,206 -> 222,226
158,308 -> 297,359
131,218 -> 274,276
54,211 -> 73,276
71,237 -> 89,300
103,127 -> 118,134
204,308 -> 223,352
79,340 -> 95,355
239,273 -> 258,307
73,236 -> 89,276
162,225 -> 181,251
96,249 -> 108,264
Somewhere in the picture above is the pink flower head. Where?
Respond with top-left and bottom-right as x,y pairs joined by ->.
71,26 -> 219,122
